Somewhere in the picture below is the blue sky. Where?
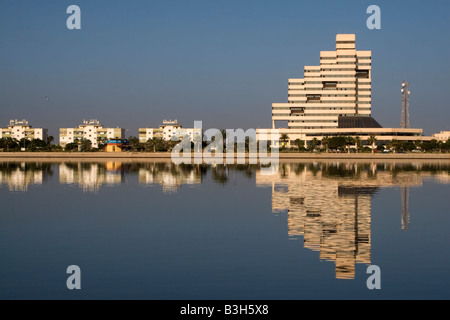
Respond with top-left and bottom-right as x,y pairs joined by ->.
0,0 -> 449,137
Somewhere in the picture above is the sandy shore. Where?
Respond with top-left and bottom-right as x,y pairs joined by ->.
0,151 -> 449,162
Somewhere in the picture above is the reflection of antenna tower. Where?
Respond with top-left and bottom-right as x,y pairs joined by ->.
400,81 -> 411,128
401,186 -> 410,230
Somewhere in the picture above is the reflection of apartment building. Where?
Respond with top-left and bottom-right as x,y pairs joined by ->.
0,119 -> 48,142
0,163 -> 43,192
59,119 -> 125,148
138,163 -> 201,193
59,162 -> 123,192
139,119 -> 202,143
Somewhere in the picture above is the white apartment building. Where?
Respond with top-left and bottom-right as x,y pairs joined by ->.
432,131 -> 450,142
0,119 -> 48,142
139,120 -> 202,143
59,119 -> 125,148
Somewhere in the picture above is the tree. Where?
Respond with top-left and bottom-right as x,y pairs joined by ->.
443,139 -> 450,152
308,138 -> 319,152
367,135 -> 377,153
0,138 -> 19,152
321,136 -> 330,153
355,136 -> 362,153
79,138 -> 92,152
47,136 -> 54,146
399,141 -> 416,152
280,133 -> 289,149
30,139 -> 47,151
345,136 -> 356,153
65,142 -> 78,151
415,139 -> 422,150
128,136 -> 141,151
328,136 -> 347,151
19,138 -> 32,150
96,137 -> 107,150
387,139 -> 400,153
294,139 -> 305,152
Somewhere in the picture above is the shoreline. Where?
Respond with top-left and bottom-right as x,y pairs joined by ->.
0,152 -> 449,161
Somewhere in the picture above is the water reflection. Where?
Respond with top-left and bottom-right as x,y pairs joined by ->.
138,163 -> 205,193
1,160 -> 449,281
59,162 -> 126,193
0,162 -> 53,192
256,161 -> 450,279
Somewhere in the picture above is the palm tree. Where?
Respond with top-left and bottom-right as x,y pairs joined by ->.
46,135 -> 54,146
367,135 -> 377,153
294,139 -> 305,151
322,136 -> 330,153
309,138 -> 319,152
355,136 -> 362,153
388,139 -> 400,153
280,133 -> 289,149
345,136 -> 355,153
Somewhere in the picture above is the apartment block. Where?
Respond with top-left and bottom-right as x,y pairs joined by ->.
0,119 -> 48,142
59,119 -> 125,148
432,131 -> 450,142
139,120 -> 202,143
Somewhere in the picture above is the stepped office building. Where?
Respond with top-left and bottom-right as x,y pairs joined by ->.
259,34 -> 431,146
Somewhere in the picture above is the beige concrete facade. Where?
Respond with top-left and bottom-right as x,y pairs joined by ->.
272,34 -> 372,131
257,34 -> 439,147
59,119 -> 125,148
0,119 -> 48,142
139,119 -> 202,143
432,131 -> 450,142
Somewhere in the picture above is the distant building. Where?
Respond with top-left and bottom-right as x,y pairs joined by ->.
0,119 -> 48,142
139,119 -> 202,143
59,119 -> 125,148
432,131 -> 450,142
105,139 -> 129,152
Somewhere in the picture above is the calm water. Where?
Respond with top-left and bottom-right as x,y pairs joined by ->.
1,160 -> 449,300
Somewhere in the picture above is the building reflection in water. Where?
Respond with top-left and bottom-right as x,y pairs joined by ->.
2,160 -> 450,279
256,161 -> 450,279
59,162 -> 125,193
138,163 -> 204,193
58,161 -> 207,193
0,162 -> 52,192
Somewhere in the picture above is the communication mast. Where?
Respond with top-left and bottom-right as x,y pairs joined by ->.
400,81 -> 411,128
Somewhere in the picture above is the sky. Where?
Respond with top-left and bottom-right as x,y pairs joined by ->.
0,0 -> 449,137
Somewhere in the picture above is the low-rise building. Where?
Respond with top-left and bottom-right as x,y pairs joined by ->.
105,139 -> 129,152
432,131 -> 450,142
59,119 -> 125,148
0,119 -> 48,142
139,120 -> 202,143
